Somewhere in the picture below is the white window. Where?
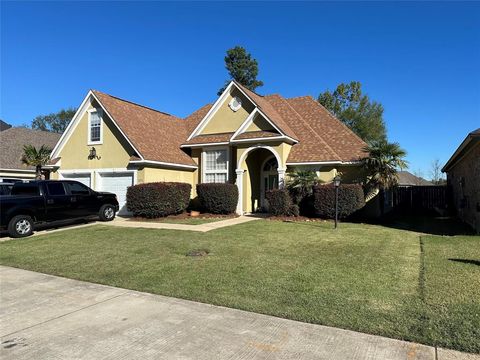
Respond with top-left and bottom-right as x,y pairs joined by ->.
88,109 -> 103,144
203,148 -> 229,183
228,96 -> 242,112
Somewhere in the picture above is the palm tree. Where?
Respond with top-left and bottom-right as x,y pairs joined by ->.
362,140 -> 408,190
286,170 -> 320,204
21,145 -> 52,180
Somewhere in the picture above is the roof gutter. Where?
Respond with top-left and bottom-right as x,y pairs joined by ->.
129,160 -> 198,170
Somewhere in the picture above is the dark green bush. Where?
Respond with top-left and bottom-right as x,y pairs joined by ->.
266,189 -> 299,216
126,182 -> 191,218
196,183 -> 238,214
313,184 -> 365,219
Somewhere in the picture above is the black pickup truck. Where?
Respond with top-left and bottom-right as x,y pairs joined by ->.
0,180 -> 119,238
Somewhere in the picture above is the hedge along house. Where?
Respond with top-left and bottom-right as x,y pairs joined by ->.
49,81 -> 367,214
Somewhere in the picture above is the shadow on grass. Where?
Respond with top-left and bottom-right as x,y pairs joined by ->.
369,213 -> 475,236
448,259 -> 480,266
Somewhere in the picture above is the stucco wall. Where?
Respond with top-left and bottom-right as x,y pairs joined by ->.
200,88 -> 254,135
447,143 -> 480,233
56,103 -> 134,170
245,113 -> 275,132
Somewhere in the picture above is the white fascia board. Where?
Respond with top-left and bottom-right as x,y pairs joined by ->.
129,160 -> 197,170
186,81 -> 236,141
286,161 -> 361,166
0,168 -> 36,173
230,136 -> 296,144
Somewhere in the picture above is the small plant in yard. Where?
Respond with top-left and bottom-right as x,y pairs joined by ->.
196,183 -> 238,214
126,182 -> 191,218
313,183 -> 365,219
266,188 -> 299,216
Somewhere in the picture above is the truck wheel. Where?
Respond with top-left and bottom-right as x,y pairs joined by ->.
99,204 -> 116,221
8,215 -> 34,238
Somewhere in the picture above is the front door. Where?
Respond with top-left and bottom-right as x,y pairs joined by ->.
261,157 -> 279,209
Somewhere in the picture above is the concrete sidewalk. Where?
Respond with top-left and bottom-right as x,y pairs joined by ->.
106,214 -> 260,232
1,266 -> 477,359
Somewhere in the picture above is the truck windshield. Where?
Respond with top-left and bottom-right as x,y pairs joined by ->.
11,185 -> 40,196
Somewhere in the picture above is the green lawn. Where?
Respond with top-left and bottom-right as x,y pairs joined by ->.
0,220 -> 478,353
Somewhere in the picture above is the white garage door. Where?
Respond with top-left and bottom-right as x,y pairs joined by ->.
97,172 -> 134,215
60,173 -> 91,187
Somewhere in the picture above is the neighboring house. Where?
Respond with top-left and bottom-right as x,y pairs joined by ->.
442,128 -> 480,233
396,171 -> 433,186
0,127 -> 61,181
0,120 -> 12,131
49,81 -> 367,214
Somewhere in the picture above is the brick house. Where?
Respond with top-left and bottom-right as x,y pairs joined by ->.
442,129 -> 480,233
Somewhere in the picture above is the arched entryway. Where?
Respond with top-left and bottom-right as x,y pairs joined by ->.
235,145 -> 286,214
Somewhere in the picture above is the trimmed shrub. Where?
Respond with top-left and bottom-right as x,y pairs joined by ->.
126,182 -> 191,218
266,189 -> 299,216
313,184 -> 365,219
196,183 -> 238,214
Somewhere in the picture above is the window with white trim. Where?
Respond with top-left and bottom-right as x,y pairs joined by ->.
203,149 -> 228,183
88,110 -> 102,144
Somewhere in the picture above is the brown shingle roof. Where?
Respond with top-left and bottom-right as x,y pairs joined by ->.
182,132 -> 233,145
92,90 -> 196,167
184,103 -> 213,135
284,96 -> 368,163
264,95 -> 340,162
232,130 -> 281,140
0,127 -> 61,170
396,171 -> 433,186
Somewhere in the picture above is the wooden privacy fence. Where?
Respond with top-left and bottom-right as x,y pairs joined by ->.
389,186 -> 448,213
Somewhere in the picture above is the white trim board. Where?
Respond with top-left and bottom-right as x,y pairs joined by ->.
129,160 -> 197,170
286,161 -> 362,166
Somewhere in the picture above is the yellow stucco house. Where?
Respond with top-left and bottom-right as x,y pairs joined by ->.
50,81 -> 367,214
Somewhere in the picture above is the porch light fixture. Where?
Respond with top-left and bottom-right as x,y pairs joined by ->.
88,147 -> 101,160
333,175 -> 341,229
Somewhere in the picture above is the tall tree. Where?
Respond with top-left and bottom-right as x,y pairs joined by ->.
31,107 -> 76,133
318,81 -> 387,144
21,145 -> 52,179
218,46 -> 264,95
362,140 -> 408,190
430,159 -> 444,185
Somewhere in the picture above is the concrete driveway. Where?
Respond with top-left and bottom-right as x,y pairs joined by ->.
0,266 -> 476,360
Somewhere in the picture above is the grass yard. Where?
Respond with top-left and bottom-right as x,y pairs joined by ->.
0,220 -> 478,353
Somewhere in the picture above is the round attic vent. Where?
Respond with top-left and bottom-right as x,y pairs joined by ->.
229,97 -> 242,112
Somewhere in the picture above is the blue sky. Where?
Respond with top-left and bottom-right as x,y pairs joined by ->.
1,1 -> 479,178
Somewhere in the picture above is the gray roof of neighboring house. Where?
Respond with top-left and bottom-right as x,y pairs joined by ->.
0,120 -> 12,131
442,128 -> 480,172
0,127 -> 61,170
396,171 -> 433,186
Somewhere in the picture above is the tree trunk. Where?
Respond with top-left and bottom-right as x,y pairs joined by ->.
35,165 -> 42,180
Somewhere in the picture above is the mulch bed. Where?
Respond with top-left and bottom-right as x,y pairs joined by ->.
128,212 -> 238,223
266,215 -> 330,223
